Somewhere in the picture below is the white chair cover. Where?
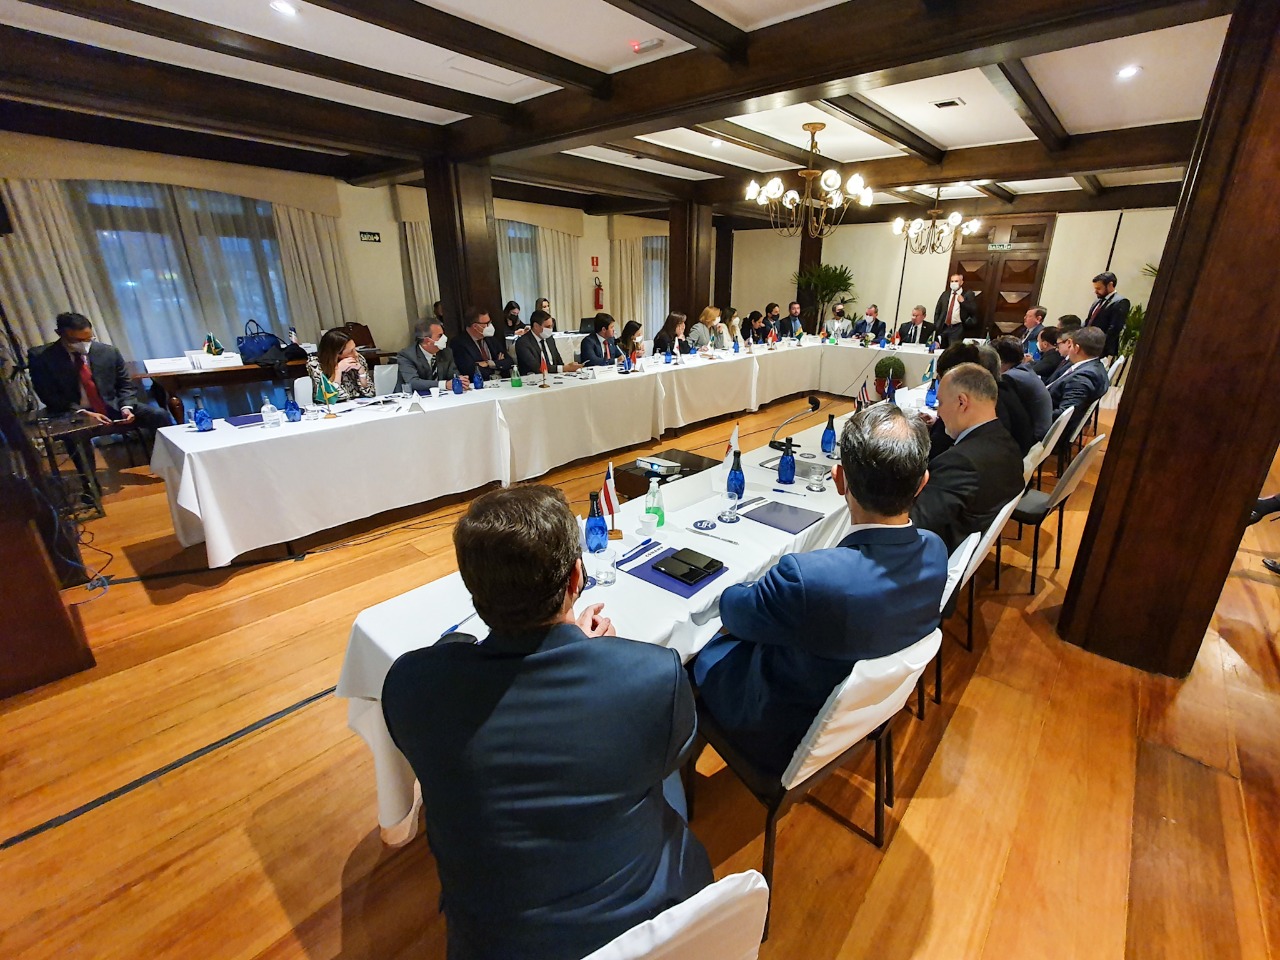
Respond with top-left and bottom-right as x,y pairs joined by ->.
780,629 -> 943,790
1044,434 -> 1108,512
373,364 -> 398,396
958,496 -> 1024,592
580,870 -> 769,960
292,376 -> 312,407
941,532 -> 981,612
1026,406 -> 1074,477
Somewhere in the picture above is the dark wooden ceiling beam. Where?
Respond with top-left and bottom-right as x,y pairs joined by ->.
0,26 -> 443,159
303,0 -> 609,96
0,98 -> 399,180
693,121 -> 1200,203
450,0 -> 1233,161
604,137 -> 746,178
491,179 -> 594,209
689,120 -> 825,168
974,181 -> 1017,203
1076,174 -> 1105,196
490,153 -> 695,201
980,59 -> 1071,152
347,163 -> 425,188
813,95 -> 945,164
18,0 -> 520,123
598,0 -> 747,59
882,188 -> 934,206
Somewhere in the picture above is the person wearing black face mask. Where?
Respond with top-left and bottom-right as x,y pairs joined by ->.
502,300 -> 526,338
825,303 -> 854,338
763,302 -> 782,339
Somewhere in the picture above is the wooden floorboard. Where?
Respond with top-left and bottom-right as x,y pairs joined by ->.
1,399 -> 1276,959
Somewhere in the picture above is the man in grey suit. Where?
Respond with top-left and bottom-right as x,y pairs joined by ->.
395,319 -> 459,392
381,485 -> 713,960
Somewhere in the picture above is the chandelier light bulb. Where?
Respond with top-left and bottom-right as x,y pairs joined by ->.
782,190 -> 800,209
909,219 -> 924,237
859,187 -> 873,206
892,217 -> 905,235
819,169 -> 842,193
765,177 -> 785,200
947,211 -> 963,227
745,180 -> 761,201
846,173 -> 865,195
827,190 -> 844,208
756,192 -> 770,206
969,219 -> 982,231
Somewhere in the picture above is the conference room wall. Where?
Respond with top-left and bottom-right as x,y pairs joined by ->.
731,231 -> 801,316
1108,208 -> 1176,309
335,183 -> 415,352
583,214 -> 610,316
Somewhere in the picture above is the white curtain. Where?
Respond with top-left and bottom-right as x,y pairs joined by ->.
642,236 -> 670,336
402,220 -> 439,321
496,219 -> 540,314
272,203 -> 354,339
0,179 -> 110,352
536,225 -> 583,325
611,237 -> 645,334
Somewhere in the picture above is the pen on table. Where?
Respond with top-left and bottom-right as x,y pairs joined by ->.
619,543 -> 664,570
688,527 -> 739,546
737,496 -> 765,511
772,487 -> 807,497
440,610 -> 477,638
618,538 -> 655,564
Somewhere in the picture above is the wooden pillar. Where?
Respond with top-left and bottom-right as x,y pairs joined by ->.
421,157 -> 502,338
668,201 -> 713,320
796,231 -> 823,333
1059,0 -> 1280,677
713,222 -> 734,310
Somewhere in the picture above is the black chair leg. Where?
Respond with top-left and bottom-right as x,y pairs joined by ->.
873,735 -> 885,848
933,642 -> 943,704
683,748 -> 698,822
1055,503 -> 1066,569
995,536 -> 1003,590
915,677 -> 925,719
1035,461 -> 1043,490
762,809 -> 779,938
885,727 -> 895,809
1030,524 -> 1041,595
965,577 -> 975,652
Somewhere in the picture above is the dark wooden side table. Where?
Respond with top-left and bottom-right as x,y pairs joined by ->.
130,359 -> 310,422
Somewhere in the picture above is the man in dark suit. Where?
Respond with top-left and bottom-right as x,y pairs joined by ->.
897,304 -> 936,345
993,336 -> 1053,441
579,313 -> 620,367
779,300 -> 804,338
516,310 -> 583,375
1031,326 -> 1066,383
29,312 -> 172,437
1084,271 -> 1129,358
382,485 -> 713,960
395,319 -> 459,392
853,303 -> 888,339
934,272 -> 980,346
451,306 -> 512,381
1019,306 -> 1047,351
911,363 -> 1026,552
1048,326 -> 1111,442
693,404 -> 948,776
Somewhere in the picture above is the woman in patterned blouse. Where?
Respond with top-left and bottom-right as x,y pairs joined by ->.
307,328 -> 375,404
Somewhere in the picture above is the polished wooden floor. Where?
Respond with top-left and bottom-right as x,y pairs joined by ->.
2,395 -> 1276,959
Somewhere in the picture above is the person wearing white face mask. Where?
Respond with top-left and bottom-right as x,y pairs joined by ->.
516,311 -> 583,375
580,313 -> 621,367
933,272 -> 979,347
454,306 -> 512,381
396,319 -> 463,392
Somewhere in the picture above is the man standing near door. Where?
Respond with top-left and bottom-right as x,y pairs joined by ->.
1084,271 -> 1129,359
934,272 -> 979,346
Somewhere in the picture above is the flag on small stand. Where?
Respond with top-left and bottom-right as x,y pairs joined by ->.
858,380 -> 872,408
539,351 -> 549,388
600,463 -> 622,540
723,422 -> 740,470
886,375 -> 897,405
923,357 -> 936,383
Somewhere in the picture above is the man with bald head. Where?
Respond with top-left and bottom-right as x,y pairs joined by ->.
910,363 -> 1026,552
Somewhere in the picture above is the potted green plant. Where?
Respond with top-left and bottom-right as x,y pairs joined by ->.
792,263 -> 856,333
874,355 -> 905,398
1119,302 -> 1145,358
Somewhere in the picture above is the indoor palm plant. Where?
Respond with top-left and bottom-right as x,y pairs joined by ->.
792,263 -> 856,332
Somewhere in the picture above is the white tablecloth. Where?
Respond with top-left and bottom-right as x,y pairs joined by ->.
151,343 -> 934,567
336,415 -> 855,827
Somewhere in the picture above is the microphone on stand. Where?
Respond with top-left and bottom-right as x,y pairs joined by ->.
769,395 -> 821,451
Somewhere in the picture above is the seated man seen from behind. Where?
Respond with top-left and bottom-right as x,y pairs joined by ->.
381,485 -> 713,960
395,319 -> 461,393
910,363 -> 1026,553
29,312 -> 173,441
692,404 -> 948,778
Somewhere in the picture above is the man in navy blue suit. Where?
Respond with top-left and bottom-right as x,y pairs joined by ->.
579,312 -> 620,366
693,404 -> 948,777
853,303 -> 888,339
451,306 -> 512,380
381,485 -> 712,960
1047,325 -> 1111,441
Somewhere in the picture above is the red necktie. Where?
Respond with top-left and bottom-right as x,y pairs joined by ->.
947,293 -> 958,325
479,337 -> 492,362
75,353 -> 108,415
1088,298 -> 1105,324
604,338 -> 612,360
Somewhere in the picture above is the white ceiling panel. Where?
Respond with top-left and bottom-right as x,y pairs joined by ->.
1097,167 -> 1185,187
859,68 -> 1035,149
129,0 -> 557,103
908,184 -> 986,200
1024,16 -> 1230,134
0,0 -> 466,122
1003,178 -> 1083,195
562,146 -> 718,180
871,193 -> 907,205
726,103 -> 904,164
421,0 -> 691,73
695,0 -> 846,31
638,129 -> 796,173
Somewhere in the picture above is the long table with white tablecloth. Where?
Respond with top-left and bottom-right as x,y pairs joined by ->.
336,413 -> 857,828
150,340 -> 937,567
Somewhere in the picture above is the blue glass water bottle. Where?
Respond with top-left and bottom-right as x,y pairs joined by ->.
925,378 -> 938,408
193,397 -> 214,433
878,335 -> 887,348
472,368 -> 484,390
585,492 -> 608,553
732,339 -> 740,354
727,450 -> 745,500
821,413 -> 837,455
928,338 -> 937,354
778,437 -> 796,484
664,348 -> 673,364
283,396 -> 302,422
451,374 -> 464,395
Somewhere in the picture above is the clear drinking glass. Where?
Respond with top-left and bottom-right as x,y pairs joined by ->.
718,491 -> 742,523
593,549 -> 617,586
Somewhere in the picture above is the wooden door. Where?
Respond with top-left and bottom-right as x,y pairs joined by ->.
949,214 -> 1056,337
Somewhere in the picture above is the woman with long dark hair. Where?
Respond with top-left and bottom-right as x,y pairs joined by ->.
652,312 -> 692,356
307,328 -> 374,404
616,320 -> 645,358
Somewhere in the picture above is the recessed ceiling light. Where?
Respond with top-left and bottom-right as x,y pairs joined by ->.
630,38 -> 664,54
1117,64 -> 1141,80
270,0 -> 297,14
709,138 -> 723,148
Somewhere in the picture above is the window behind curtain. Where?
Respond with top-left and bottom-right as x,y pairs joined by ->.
641,236 -> 669,337
496,220 -> 541,314
67,181 -> 290,361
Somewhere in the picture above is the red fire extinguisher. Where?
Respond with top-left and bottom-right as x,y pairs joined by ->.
593,276 -> 604,312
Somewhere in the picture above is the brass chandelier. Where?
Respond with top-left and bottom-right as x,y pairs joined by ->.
745,122 -> 874,239
892,186 -> 983,254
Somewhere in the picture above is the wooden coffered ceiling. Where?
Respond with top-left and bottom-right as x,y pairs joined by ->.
0,0 -> 1235,221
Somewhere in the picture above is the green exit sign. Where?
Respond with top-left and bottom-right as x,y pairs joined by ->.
988,242 -> 1013,251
